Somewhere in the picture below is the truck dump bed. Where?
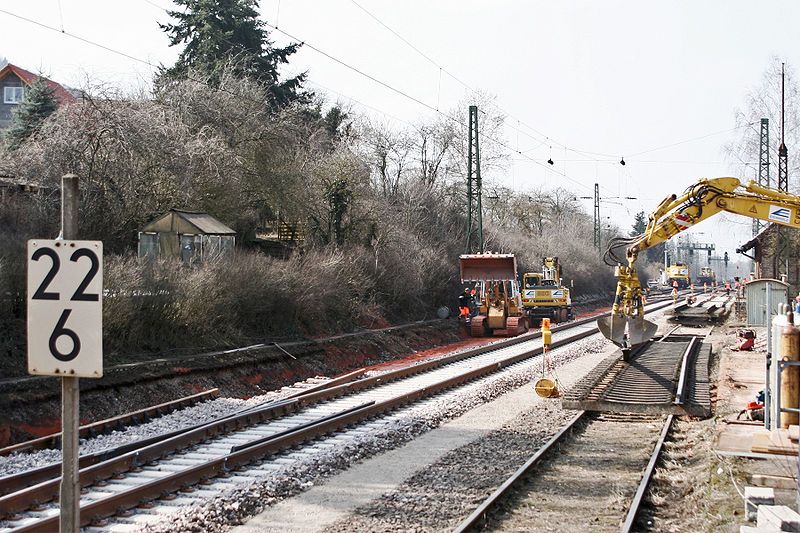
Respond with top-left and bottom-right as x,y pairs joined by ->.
459,254 -> 517,281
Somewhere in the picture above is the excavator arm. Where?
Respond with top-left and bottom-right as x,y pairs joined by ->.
599,177 -> 800,350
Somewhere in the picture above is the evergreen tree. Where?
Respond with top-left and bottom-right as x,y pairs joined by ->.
5,77 -> 57,149
159,0 -> 306,108
630,210 -> 647,236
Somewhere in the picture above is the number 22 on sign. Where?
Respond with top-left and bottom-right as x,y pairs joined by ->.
27,240 -> 103,378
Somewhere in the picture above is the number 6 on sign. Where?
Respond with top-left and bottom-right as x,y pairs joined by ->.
27,240 -> 103,378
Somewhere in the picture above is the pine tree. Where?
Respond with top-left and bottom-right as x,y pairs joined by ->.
630,210 -> 647,236
159,0 -> 306,108
5,77 -> 57,149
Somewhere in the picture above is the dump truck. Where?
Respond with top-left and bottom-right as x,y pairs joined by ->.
459,253 -> 528,337
521,257 -> 573,325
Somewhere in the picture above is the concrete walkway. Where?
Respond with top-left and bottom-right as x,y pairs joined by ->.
231,346 -> 615,533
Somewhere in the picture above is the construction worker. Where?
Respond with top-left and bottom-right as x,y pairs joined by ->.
725,281 -> 731,295
703,282 -> 708,293
458,288 -> 472,319
672,286 -> 678,304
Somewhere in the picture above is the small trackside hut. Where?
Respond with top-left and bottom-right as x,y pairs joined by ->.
138,209 -> 236,263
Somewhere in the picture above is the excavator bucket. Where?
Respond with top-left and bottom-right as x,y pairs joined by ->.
459,254 -> 517,282
597,315 -> 658,349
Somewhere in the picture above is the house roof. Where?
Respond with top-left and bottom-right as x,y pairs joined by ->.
142,209 -> 236,235
0,63 -> 77,105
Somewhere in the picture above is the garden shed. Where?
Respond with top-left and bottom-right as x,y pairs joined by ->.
744,278 -> 789,326
138,209 -> 236,263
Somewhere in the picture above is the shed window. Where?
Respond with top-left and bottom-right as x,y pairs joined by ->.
138,232 -> 159,260
3,86 -> 24,104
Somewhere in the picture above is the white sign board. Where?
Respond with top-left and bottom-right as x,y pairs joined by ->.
27,240 -> 103,378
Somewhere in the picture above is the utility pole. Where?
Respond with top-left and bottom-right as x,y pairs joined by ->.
593,183 -> 600,254
778,63 -> 788,192
465,105 -> 483,254
754,117 -> 770,237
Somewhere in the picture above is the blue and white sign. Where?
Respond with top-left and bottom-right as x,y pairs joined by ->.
768,205 -> 792,224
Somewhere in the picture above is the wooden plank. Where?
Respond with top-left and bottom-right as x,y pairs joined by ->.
751,429 -> 799,456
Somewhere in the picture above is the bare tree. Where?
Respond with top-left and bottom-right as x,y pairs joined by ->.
726,57 -> 800,191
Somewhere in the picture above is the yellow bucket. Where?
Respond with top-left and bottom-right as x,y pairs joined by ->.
534,378 -> 559,398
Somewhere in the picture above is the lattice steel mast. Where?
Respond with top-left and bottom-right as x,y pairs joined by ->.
465,105 -> 484,253
753,118 -> 770,237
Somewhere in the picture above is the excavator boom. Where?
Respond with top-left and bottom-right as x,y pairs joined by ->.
601,177 -> 800,349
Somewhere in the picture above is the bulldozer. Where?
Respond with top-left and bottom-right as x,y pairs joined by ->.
521,257 -> 574,325
459,253 -> 529,337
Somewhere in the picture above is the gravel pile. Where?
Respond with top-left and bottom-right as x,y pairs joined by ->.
0,377 -> 332,477
135,335 -> 610,532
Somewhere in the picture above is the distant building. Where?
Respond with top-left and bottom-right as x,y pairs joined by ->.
138,209 -> 236,263
0,63 -> 77,129
737,223 -> 800,295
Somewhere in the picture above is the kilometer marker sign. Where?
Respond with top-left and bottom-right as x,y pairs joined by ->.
27,240 -> 103,378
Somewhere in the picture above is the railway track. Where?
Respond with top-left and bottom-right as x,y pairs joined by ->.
452,327 -> 704,533
0,298 -> 676,532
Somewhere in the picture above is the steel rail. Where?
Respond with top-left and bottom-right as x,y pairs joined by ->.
620,414 -> 674,533
9,326 -> 607,532
1,298 -> 675,527
0,301 -> 661,499
0,371 -> 367,498
673,337 -> 699,406
0,388 -> 220,457
452,411 -> 587,533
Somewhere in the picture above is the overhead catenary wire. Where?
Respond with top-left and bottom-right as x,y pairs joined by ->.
343,0 -> 622,187
262,21 -> 596,192
0,4 -> 595,194
349,0 -> 756,180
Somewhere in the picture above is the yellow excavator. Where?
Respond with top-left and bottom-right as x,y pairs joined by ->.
599,177 -> 800,353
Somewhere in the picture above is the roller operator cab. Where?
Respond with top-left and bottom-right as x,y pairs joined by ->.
696,267 -> 716,286
521,257 -> 573,325
666,263 -> 691,289
459,253 -> 529,337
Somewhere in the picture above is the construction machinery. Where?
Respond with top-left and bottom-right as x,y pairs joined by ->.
666,262 -> 691,289
459,253 -> 529,337
696,266 -> 716,286
521,257 -> 574,325
599,177 -> 800,353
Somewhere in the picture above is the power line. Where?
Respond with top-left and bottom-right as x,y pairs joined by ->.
342,0 -> 621,177
263,22 -> 595,192
627,124 -> 755,158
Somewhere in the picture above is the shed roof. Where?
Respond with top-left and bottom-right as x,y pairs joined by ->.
142,209 -> 236,235
744,278 -> 789,288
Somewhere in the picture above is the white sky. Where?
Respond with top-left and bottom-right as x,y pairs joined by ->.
2,0 -> 799,267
